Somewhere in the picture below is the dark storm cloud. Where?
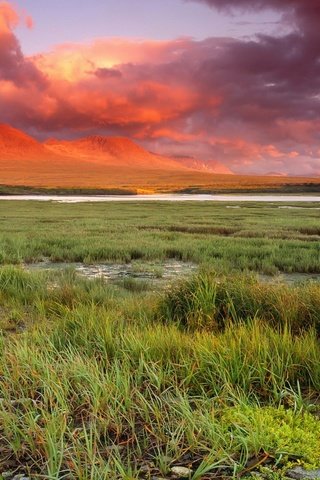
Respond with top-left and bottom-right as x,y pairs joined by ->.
0,31 -> 47,87
0,2 -> 47,87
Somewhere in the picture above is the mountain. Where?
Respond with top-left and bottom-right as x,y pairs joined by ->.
44,136 -> 184,170
0,124 -> 46,158
1,124 -> 319,190
0,124 -> 233,188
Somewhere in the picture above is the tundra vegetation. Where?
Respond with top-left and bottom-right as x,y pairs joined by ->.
0,200 -> 319,479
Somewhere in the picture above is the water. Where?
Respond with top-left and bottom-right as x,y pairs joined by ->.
26,260 -> 198,283
25,261 -> 320,286
1,194 -> 320,203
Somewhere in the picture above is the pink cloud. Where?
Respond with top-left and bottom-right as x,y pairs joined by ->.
0,2 -> 46,87
0,2 -> 19,34
0,2 -> 319,176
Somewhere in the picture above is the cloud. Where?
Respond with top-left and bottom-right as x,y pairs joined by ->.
0,1 -> 319,175
0,1 -> 46,87
187,0 -> 320,36
94,67 -> 122,79
187,0 -> 317,14
0,2 -> 19,34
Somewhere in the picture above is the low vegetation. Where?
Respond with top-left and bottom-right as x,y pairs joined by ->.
0,201 -> 319,273
0,201 -> 319,479
1,180 -> 320,195
159,271 -> 320,332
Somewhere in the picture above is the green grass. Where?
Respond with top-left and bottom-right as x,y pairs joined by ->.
0,201 -> 319,273
0,267 -> 319,478
159,271 -> 320,332
0,202 -> 320,478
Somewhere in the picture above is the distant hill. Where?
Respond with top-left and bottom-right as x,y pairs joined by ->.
44,135 -> 185,170
0,124 -> 319,191
0,124 -> 47,158
0,123 -> 235,188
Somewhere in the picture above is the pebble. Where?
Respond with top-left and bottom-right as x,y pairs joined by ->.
1,475 -> 29,480
170,466 -> 193,478
286,467 -> 320,480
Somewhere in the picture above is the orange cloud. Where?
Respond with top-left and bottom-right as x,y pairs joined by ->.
22,38 -> 206,134
33,37 -> 192,82
0,1 -> 34,33
0,2 -> 19,33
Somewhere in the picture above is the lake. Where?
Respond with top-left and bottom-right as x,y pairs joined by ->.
1,194 -> 320,203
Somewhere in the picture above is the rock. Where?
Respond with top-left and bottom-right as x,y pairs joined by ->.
170,466 -> 193,478
11,475 -> 31,480
286,467 -> 320,479
139,462 -> 155,474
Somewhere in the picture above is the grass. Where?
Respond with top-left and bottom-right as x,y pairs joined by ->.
0,201 -> 320,478
159,271 -> 320,332
0,267 -> 319,478
0,201 -> 319,274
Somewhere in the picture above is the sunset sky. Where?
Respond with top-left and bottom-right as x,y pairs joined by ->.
1,0 -> 319,176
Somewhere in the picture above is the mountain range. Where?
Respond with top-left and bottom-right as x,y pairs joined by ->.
0,124 -> 231,188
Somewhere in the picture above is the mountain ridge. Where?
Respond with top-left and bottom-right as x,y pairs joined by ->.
0,124 -> 231,174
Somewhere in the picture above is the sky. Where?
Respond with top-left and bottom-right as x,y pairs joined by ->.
0,0 -> 319,176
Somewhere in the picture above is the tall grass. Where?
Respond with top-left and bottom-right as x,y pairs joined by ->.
1,318 -> 320,478
0,268 -> 320,477
159,271 -> 320,332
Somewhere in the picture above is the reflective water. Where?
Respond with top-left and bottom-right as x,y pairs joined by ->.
1,194 -> 320,203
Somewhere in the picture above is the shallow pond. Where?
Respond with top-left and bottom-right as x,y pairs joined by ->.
25,260 -> 198,284
25,261 -> 320,286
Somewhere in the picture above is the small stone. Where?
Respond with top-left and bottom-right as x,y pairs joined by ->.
139,464 -> 154,474
12,475 -> 31,480
170,466 -> 193,478
286,467 -> 320,480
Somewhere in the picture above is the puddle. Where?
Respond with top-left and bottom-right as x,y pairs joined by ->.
25,260 -> 198,284
23,262 -> 320,287
259,272 -> 320,285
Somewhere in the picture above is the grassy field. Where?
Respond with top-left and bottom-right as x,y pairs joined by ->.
0,201 -> 319,273
0,201 -> 320,479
